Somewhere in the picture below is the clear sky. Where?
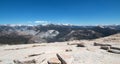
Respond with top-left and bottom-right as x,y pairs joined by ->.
0,0 -> 120,25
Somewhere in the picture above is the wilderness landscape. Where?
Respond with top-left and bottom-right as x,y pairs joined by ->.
0,24 -> 120,64
1,0 -> 120,64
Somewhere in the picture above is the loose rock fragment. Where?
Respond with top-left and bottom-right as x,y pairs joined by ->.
67,42 -> 77,45
65,49 -> 72,52
56,53 -> 73,64
100,46 -> 110,50
108,49 -> 120,54
110,47 -> 120,50
28,52 -> 45,57
48,57 -> 61,64
76,43 -> 85,47
94,42 -> 111,46
14,59 -> 36,64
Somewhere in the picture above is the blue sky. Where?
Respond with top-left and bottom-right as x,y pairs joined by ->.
0,0 -> 120,25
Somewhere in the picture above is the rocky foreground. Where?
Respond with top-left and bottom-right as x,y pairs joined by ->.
0,33 -> 120,64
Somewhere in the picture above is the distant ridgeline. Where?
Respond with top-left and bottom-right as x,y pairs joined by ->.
0,24 -> 120,44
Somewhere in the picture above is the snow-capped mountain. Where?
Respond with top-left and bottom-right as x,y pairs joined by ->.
0,24 -> 120,44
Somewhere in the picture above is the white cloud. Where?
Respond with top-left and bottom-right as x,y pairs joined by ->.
34,21 -> 48,24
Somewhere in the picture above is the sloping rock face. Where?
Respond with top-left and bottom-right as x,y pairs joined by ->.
0,24 -> 120,44
92,26 -> 119,36
64,30 -> 103,41
29,30 -> 59,43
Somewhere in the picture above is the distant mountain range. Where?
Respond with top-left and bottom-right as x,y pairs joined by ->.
0,24 -> 120,44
